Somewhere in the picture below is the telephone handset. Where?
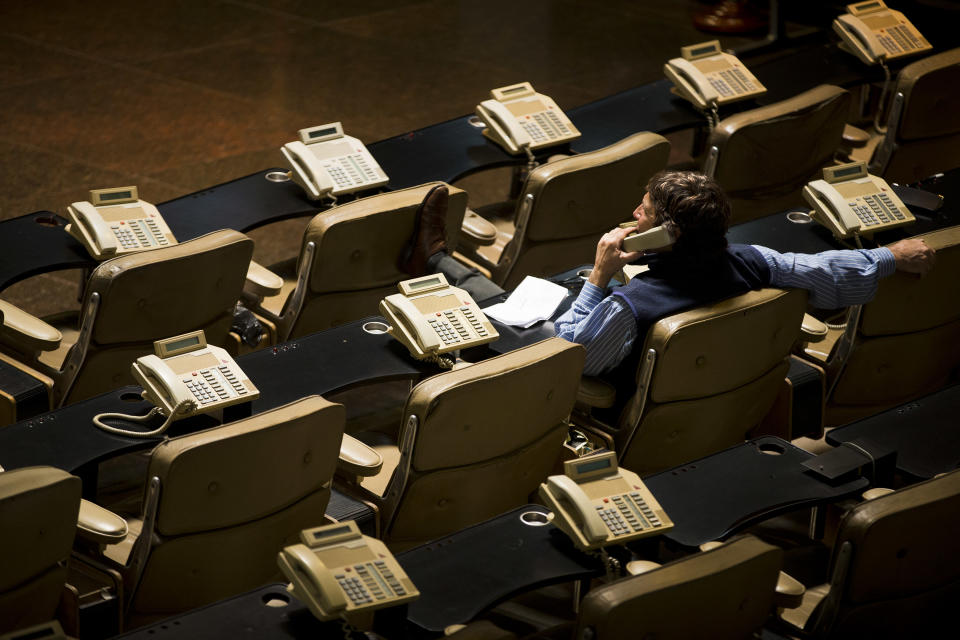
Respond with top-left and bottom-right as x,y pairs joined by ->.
538,450 -> 674,551
66,186 -> 176,260
281,122 -> 389,200
619,222 -> 675,253
664,40 -> 767,110
475,82 -> 581,155
379,273 -> 499,361
802,161 -> 914,239
131,330 -> 259,418
277,520 -> 419,621
833,1 -> 931,65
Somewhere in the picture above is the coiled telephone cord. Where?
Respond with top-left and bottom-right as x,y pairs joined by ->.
92,399 -> 193,438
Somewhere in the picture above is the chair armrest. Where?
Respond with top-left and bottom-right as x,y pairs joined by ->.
460,210 -> 498,247
862,487 -> 895,500
339,434 -> 383,477
577,377 -> 616,409
626,560 -> 661,575
245,260 -> 284,298
0,299 -> 62,352
842,124 -> 870,149
801,313 -> 828,343
775,571 -> 806,609
77,499 -> 128,546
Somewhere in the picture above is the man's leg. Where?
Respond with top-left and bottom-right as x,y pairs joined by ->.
400,183 -> 506,302
427,252 -> 506,302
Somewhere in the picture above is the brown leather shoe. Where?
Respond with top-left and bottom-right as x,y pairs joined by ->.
399,184 -> 449,276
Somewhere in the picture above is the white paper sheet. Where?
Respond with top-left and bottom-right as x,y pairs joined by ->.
482,276 -> 570,328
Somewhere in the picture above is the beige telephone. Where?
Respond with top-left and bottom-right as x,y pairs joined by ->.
281,122 -> 389,200
132,330 -> 259,418
278,520 -> 419,621
619,222 -> 675,253
66,186 -> 176,260
538,450 -> 674,551
475,82 -> 581,155
803,161 -> 914,239
379,273 -> 499,361
833,1 -> 931,64
664,40 -> 767,110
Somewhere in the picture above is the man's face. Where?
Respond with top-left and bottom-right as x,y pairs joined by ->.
632,193 -> 658,233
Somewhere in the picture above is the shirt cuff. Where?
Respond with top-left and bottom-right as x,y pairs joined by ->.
576,281 -> 608,308
872,247 -> 896,278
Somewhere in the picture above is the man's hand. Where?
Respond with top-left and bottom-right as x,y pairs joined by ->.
888,238 -> 935,275
588,226 -> 643,288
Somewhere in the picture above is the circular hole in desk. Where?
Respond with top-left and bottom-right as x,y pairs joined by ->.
519,511 -> 550,526
757,442 -> 786,456
467,116 -> 486,128
120,392 -> 143,403
265,171 -> 291,183
577,268 -> 592,279
786,211 -> 812,224
363,321 -> 389,335
262,592 -> 290,608
34,214 -> 62,227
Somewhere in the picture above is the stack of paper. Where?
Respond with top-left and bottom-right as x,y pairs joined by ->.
482,276 -> 569,328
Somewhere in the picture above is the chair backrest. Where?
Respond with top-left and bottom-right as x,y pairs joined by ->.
617,288 -> 807,475
127,395 -> 345,617
63,229 -> 254,404
0,466 -> 81,634
809,469 -> 960,637
497,132 -> 670,289
828,225 -> 960,423
283,182 -> 468,337
577,535 -> 782,640
380,338 -> 585,550
872,47 -> 960,183
707,84 -> 850,224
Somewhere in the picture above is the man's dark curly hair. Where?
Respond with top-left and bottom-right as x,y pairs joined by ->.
645,170 -> 730,258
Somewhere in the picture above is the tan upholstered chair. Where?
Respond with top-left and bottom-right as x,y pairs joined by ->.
251,182 -> 468,341
74,395 -> 345,629
777,470 -> 960,638
0,230 -> 257,408
0,467 -> 81,635
575,288 -> 809,475
340,338 -> 585,551
853,47 -> 960,183
455,132 -> 670,290
803,226 -> 960,427
704,84 -> 851,225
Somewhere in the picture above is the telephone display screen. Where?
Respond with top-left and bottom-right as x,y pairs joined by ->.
409,276 -> 443,291
166,335 -> 201,352
691,44 -> 718,56
100,190 -> 133,201
313,524 -> 352,540
575,457 -> 613,474
833,165 -> 864,179
309,127 -> 338,139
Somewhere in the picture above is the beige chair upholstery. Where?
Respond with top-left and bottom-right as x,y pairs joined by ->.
865,47 -> 960,183
0,467 -> 81,635
705,85 -> 851,225
252,182 -> 468,341
804,225 -> 960,427
577,535 -> 783,640
778,470 -> 960,638
341,338 -> 585,551
75,396 -> 345,629
0,230 -> 254,408
577,288 -> 808,476
456,132 -> 670,290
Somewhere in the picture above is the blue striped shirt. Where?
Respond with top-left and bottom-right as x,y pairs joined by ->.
553,246 -> 896,376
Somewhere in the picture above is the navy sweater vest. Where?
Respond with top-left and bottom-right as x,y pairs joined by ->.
600,244 -> 772,423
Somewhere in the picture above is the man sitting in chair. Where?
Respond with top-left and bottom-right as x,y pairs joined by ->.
401,171 -> 935,375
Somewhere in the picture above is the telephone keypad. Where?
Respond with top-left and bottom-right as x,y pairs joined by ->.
461,306 -> 489,337
218,365 -> 248,395
596,492 -> 665,537
335,561 -> 406,607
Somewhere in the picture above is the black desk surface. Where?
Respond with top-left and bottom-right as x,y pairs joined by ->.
114,506 -> 602,640
0,318 -> 435,475
826,383 -> 960,480
398,504 -> 601,635
644,436 -> 870,548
